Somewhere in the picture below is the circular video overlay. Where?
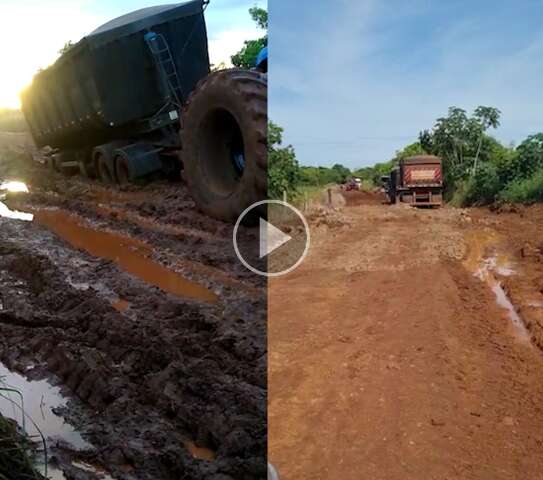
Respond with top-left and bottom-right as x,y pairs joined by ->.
233,200 -> 310,277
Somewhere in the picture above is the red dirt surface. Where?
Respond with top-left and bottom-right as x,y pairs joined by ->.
269,190 -> 543,480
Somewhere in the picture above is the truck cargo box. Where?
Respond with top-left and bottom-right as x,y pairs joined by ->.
401,155 -> 442,187
21,1 -> 210,150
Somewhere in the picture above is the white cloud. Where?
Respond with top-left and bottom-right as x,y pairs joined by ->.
208,26 -> 261,67
270,1 -> 543,168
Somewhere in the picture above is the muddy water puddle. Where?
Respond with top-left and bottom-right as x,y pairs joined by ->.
0,181 -> 217,303
182,439 -> 216,461
464,230 -> 531,345
0,180 -> 34,221
0,363 -> 92,449
0,201 -> 34,221
32,208 -> 218,304
0,362 -> 96,479
112,298 -> 131,312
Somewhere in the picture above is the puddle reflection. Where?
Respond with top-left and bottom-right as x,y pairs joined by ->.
464,230 -> 531,346
0,363 -> 91,450
33,209 -> 217,303
0,181 -> 29,193
0,202 -> 34,221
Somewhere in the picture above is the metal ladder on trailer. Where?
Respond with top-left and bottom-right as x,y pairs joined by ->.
144,31 -> 184,107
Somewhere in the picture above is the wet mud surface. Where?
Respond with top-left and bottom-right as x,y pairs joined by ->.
270,190 -> 543,480
0,142 -> 266,479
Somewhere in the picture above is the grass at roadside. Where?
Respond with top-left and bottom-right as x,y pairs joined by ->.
500,168 -> 543,204
0,413 -> 43,479
290,184 -> 334,209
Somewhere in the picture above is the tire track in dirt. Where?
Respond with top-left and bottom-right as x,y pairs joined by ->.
0,144 -> 266,479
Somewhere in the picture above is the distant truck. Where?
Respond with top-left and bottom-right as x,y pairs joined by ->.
382,155 -> 443,207
342,177 -> 362,191
20,1 -> 266,222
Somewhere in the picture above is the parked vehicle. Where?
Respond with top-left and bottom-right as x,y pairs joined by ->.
20,1 -> 267,222
342,177 -> 361,191
382,155 -> 443,207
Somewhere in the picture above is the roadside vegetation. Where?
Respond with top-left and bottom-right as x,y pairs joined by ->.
352,106 -> 543,206
268,107 -> 543,207
268,121 -> 354,201
0,413 -> 43,480
231,7 -> 267,68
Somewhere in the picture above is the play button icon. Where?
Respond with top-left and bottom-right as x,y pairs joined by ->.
234,200 -> 310,277
260,218 -> 292,258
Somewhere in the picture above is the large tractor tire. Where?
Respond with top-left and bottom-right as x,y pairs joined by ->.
180,69 -> 267,223
93,142 -> 126,185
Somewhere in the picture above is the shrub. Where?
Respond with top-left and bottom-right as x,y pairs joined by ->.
467,162 -> 501,205
500,168 -> 543,204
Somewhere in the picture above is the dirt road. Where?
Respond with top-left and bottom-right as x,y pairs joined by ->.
269,190 -> 543,480
0,140 -> 265,480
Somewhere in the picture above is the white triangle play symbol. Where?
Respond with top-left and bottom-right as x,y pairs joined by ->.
259,218 -> 292,259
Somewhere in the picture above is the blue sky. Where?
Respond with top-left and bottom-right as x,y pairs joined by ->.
0,0 -> 265,107
269,0 -> 543,169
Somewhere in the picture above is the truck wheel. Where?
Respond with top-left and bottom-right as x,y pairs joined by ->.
115,155 -> 131,187
93,143 -> 124,185
97,154 -> 115,184
78,161 -> 96,179
180,69 -> 267,223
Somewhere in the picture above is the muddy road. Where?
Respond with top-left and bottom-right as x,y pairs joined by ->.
269,190 -> 543,479
0,139 -> 266,480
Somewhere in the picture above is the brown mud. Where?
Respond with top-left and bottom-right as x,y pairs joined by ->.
270,190 -> 543,480
0,141 -> 266,480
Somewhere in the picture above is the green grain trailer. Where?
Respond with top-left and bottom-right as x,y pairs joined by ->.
21,1 -> 267,222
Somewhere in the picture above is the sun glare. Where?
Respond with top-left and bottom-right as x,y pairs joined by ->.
0,2 -> 103,109
0,181 -> 29,193
0,2 -> 259,110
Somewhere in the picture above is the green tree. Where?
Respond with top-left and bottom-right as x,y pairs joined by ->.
419,105 -> 501,191
58,41 -> 75,56
394,142 -> 427,161
299,166 -> 322,185
231,7 -> 268,69
268,121 -> 300,199
249,6 -> 268,29
516,133 -> 543,178
472,106 -> 501,174
331,163 -> 351,183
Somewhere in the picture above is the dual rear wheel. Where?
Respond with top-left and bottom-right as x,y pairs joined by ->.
56,69 -> 268,223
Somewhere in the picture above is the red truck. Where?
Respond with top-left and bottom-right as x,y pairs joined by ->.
382,155 -> 443,207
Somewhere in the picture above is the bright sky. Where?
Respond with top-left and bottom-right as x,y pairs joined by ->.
0,0 -> 265,108
270,0 -> 543,169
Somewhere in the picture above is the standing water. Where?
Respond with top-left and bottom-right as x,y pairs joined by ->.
0,363 -> 93,479
463,230 -> 532,346
0,181 -> 33,221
